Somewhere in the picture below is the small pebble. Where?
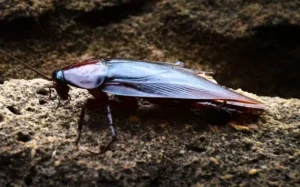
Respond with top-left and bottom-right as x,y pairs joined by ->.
54,160 -> 61,167
248,169 -> 259,175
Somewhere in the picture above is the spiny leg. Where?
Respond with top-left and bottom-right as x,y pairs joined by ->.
75,90 -> 139,154
88,90 -> 118,153
88,104 -> 117,154
75,90 -> 111,153
75,90 -> 118,154
88,96 -> 138,154
55,97 -> 72,110
74,105 -> 86,150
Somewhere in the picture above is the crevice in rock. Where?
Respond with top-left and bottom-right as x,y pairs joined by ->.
17,131 -> 32,142
7,106 -> 21,115
0,114 -> 4,123
186,145 -> 206,153
36,88 -> 49,96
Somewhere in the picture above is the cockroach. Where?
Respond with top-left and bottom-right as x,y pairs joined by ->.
0,49 -> 264,153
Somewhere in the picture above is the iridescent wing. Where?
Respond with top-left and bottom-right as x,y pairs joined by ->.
101,59 -> 264,109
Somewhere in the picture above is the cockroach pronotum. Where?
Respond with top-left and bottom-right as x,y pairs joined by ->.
0,49 -> 264,154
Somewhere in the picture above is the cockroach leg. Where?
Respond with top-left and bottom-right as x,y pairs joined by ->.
55,99 -> 61,109
48,88 -> 52,100
76,90 -> 118,154
42,84 -> 55,100
192,101 -> 234,114
217,101 -> 233,115
74,105 -> 86,150
65,95 -> 72,105
91,104 -> 117,154
106,105 -> 116,138
84,104 -> 117,155
55,96 -> 71,110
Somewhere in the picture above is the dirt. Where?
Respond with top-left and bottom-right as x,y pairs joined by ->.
0,0 -> 299,186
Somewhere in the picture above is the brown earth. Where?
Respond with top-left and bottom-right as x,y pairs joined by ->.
0,0 -> 299,186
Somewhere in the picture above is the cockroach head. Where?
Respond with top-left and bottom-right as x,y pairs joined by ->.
52,69 -> 70,100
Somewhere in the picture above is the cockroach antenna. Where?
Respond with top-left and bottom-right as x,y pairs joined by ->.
0,49 -> 52,80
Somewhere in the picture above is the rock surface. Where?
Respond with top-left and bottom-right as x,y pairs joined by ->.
0,0 -> 300,186
0,79 -> 299,186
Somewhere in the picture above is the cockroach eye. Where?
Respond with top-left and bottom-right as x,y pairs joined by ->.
56,71 -> 64,81
52,70 -> 64,82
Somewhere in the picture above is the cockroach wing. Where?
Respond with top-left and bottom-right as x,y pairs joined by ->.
102,59 -> 264,108
62,61 -> 108,89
